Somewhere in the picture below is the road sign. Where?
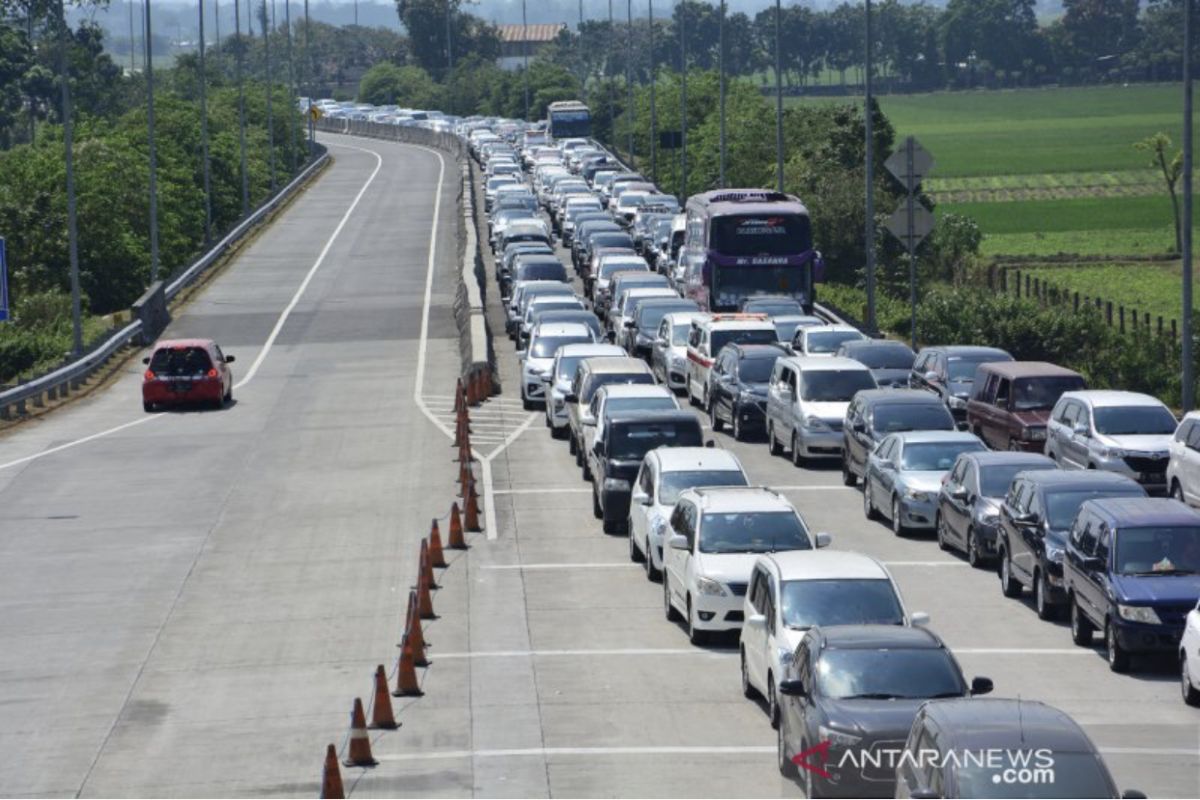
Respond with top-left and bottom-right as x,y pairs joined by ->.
0,237 -> 8,322
884,137 -> 934,191
885,202 -> 935,248
309,104 -> 324,122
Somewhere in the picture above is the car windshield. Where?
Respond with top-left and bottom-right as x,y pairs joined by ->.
1093,405 -> 1177,435
806,330 -> 865,354
149,346 -> 213,376
738,357 -> 779,383
609,421 -> 702,460
850,345 -> 915,370
873,404 -> 954,434
1115,526 -> 1200,575
800,370 -> 876,402
671,325 -> 691,345
747,301 -> 803,317
1011,376 -> 1087,411
658,470 -> 748,505
592,233 -> 634,250
531,335 -> 590,359
979,463 -> 1050,498
952,753 -> 1114,799
901,441 -> 985,471
638,304 -> 696,332
584,372 -> 655,402
518,263 -> 567,282
947,355 -> 1004,382
603,397 -> 678,420
710,213 -> 813,256
781,579 -> 906,630
556,353 -> 597,383
600,261 -> 649,279
1044,488 -> 1144,529
528,302 -> 583,322
712,328 -> 778,353
697,511 -> 812,554
814,648 -> 965,700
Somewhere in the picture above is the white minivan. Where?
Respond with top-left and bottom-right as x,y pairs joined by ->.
765,356 -> 877,466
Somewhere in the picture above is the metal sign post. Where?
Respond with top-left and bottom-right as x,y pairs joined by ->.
884,136 -> 935,349
0,237 -> 8,322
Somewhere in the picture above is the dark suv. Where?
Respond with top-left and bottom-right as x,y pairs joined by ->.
967,361 -> 1087,451
837,339 -> 916,388
910,345 -> 1012,423
707,343 -> 789,441
1065,496 -> 1200,672
999,470 -> 1146,621
841,389 -> 955,488
589,410 -> 704,534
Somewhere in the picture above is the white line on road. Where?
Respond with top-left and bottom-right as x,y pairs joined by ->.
482,562 -> 635,570
954,648 -> 1091,655
376,745 -> 772,762
491,487 -> 591,495
409,145 -> 450,441
773,485 -> 856,491
883,561 -> 969,567
431,648 -> 735,659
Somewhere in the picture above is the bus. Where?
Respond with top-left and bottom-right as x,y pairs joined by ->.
547,101 -> 592,140
678,189 -> 824,313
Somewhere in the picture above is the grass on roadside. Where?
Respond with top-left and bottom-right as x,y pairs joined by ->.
1018,262 -> 1188,324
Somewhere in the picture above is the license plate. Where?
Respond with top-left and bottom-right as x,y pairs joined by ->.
1142,472 -> 1165,483
172,381 -> 191,393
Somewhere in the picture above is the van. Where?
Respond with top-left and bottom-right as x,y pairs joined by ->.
967,361 -> 1086,451
765,356 -> 877,466
685,313 -> 777,408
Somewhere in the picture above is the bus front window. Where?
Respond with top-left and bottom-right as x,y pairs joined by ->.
710,214 -> 812,257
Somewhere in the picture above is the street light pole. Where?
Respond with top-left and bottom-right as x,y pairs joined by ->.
718,0 -> 726,187
284,0 -> 297,174
144,0 -> 161,281
234,0 -> 250,215
679,0 -> 687,198
1184,0 -> 1195,410
199,0 -> 212,244
263,0 -> 275,192
57,0 -> 82,354
864,0 -> 876,332
304,0 -> 313,153
773,0 -> 783,192
522,0 -> 530,120
608,0 -> 614,147
627,0 -> 634,165
649,0 -> 657,182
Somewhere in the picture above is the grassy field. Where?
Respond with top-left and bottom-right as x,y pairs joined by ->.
1020,262 -> 1187,324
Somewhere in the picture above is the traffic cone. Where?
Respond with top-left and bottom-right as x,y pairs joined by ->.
370,665 -> 398,730
464,480 -> 482,533
454,378 -> 465,414
392,633 -> 424,697
416,561 -> 435,620
448,503 -> 468,549
429,519 -> 448,568
420,539 -> 438,589
459,459 -> 472,494
320,743 -> 345,799
343,698 -> 378,767
405,590 -> 429,666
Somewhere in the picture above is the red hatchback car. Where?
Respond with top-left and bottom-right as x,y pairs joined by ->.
142,339 -> 235,412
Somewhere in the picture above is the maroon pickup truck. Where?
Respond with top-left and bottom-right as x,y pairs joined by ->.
967,362 -> 1087,452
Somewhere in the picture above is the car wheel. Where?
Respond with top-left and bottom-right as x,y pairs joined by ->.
999,548 -> 1022,598
582,458 -> 592,481
1173,481 -> 1186,504
224,386 -> 232,402
709,402 -> 724,432
143,401 -> 154,413
841,457 -> 856,487
863,479 -> 879,521
802,738 -> 823,797
791,434 -> 805,467
740,649 -> 757,700
891,497 -> 906,537
1106,620 -> 1131,673
522,395 -> 534,411
550,424 -> 566,440
1183,654 -> 1200,706
768,674 -> 780,730
1070,596 -> 1094,646
732,412 -> 744,442
592,485 -> 603,519
935,514 -> 949,551
646,547 -> 661,582
663,576 -> 680,621
777,724 -> 797,780
629,527 -> 644,563
687,596 -> 707,645
966,528 -> 983,568
1035,572 -> 1058,621
768,424 -> 783,456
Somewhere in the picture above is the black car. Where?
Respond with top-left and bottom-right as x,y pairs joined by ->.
503,254 -> 568,297
589,410 -> 704,534
708,343 -> 788,441
910,345 -> 1013,422
895,698 -> 1138,799
498,242 -> 554,280
937,451 -> 1056,568
580,231 -> 636,279
836,339 -> 916,389
571,220 -> 622,270
841,390 -> 955,488
625,298 -> 699,359
998,470 -> 1146,620
777,625 -> 992,799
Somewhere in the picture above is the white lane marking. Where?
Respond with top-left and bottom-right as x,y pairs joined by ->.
1100,747 -> 1200,757
0,144 -> 381,473
235,143 -> 383,388
430,648 -> 734,659
774,485 -> 856,491
407,144 -> 451,441
492,487 -> 591,495
954,648 -> 1091,655
883,561 -> 969,567
482,563 -> 635,570
377,745 -> 772,762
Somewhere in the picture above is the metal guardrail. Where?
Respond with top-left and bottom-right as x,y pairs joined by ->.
0,147 -> 331,421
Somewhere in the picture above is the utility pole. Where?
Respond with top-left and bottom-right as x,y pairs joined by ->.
214,0 -> 220,56
353,0 -> 357,26
199,0 -> 212,243
1185,0 -> 1195,410
522,0 -> 530,120
145,0 -> 161,281
445,0 -> 454,111
626,0 -> 634,165
608,0 -> 614,148
57,0 -> 81,354
649,0 -> 657,182
234,0 -> 250,214
864,0 -> 876,333
128,0 -> 137,73
284,0 -> 297,174
304,0 -> 313,153
718,0 -> 726,187
579,0 -> 586,105
773,0 -> 783,192
679,0 -> 687,198
262,0 -> 275,192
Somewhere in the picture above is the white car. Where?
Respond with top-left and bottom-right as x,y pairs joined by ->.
662,486 -> 831,645
1166,411 -> 1200,505
581,383 -> 680,465
520,322 -> 595,409
1182,599 -> 1200,706
629,447 -> 749,580
545,343 -> 626,436
609,287 -> 678,341
685,313 -> 778,408
739,550 -> 929,727
790,324 -> 868,358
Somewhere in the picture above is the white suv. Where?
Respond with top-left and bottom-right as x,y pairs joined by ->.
685,313 -> 778,408
1182,600 -> 1200,706
1167,411 -> 1200,505
629,447 -> 750,580
545,343 -> 626,436
739,551 -> 928,727
520,322 -> 595,409
662,486 -> 831,645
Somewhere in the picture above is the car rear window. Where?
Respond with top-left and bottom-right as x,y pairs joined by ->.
712,328 -> 777,353
149,346 -> 213,376
610,420 -> 703,460
584,372 -> 655,402
518,263 -> 568,282
872,403 -> 954,434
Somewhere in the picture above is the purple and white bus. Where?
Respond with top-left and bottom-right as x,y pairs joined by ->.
678,190 -> 823,313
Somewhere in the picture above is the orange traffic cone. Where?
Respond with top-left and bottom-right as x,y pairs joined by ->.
343,698 -> 378,767
416,562 -> 435,620
459,460 -> 472,494
420,539 -> 438,589
454,378 -> 465,414
370,665 -> 398,730
429,519 -> 448,568
464,480 -> 482,533
405,590 -> 429,666
320,743 -> 345,799
448,502 -> 468,549
392,633 -> 424,697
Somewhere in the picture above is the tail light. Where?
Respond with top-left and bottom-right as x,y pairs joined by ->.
207,368 -> 219,379
144,370 -> 156,381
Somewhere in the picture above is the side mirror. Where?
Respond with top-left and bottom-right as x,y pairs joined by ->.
142,357 -> 151,364
223,354 -> 235,363
909,611 -> 931,627
778,678 -> 806,697
924,371 -> 940,384
950,486 -> 969,501
564,393 -> 578,404
593,441 -> 605,457
624,320 -> 637,328
1122,791 -> 1148,800
814,531 -> 832,549
668,533 -> 689,550
851,420 -> 865,433
745,612 -> 767,629
632,488 -> 651,506
1082,555 -> 1105,571
705,440 -> 716,448
516,350 -> 527,360
656,337 -> 668,346
1073,422 -> 1089,436
970,676 -> 994,696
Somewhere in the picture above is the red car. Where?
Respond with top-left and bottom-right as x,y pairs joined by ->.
141,339 -> 235,412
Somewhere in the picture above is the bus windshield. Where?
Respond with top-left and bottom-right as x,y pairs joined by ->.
710,214 -> 812,257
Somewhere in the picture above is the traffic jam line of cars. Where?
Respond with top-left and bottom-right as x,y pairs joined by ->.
464,116 -> 1199,798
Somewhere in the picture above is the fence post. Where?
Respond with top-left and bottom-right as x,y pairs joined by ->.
1119,306 -> 1125,333
1173,319 -> 1179,341
1105,301 -> 1112,326
1132,308 -> 1139,330
1024,274 -> 1031,298
1145,312 -> 1151,330
1073,292 -> 1080,312
1000,269 -> 1008,293
1158,316 -> 1164,337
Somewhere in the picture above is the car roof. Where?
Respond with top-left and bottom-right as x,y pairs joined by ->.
606,409 -> 700,428
854,389 -> 946,406
892,430 -> 984,445
840,339 -> 912,353
764,550 -> 889,581
581,357 -> 654,375
1084,496 -> 1200,526
961,451 -> 1057,469
731,343 -> 789,359
684,486 -> 795,514
653,446 -> 744,472
598,384 -> 675,400
532,322 -> 592,338
556,343 -> 624,358
922,345 -> 1012,358
154,338 -> 214,349
805,324 -> 860,335
919,699 -> 1097,753
664,311 -> 705,326
782,356 -> 872,372
1060,390 -> 1168,408
977,360 -> 1081,379
811,624 -> 943,650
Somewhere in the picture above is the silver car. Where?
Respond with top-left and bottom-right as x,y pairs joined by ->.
519,322 -> 595,410
545,343 -> 626,437
863,430 -> 987,536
